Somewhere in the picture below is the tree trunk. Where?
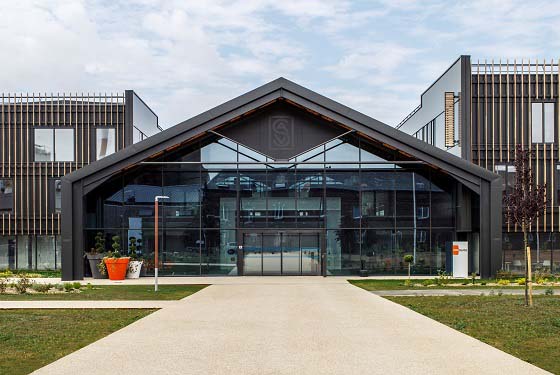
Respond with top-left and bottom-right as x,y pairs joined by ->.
523,225 -> 529,307
408,263 -> 411,279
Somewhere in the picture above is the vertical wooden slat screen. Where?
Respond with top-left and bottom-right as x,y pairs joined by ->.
0,92 -> 125,241
471,59 -> 559,233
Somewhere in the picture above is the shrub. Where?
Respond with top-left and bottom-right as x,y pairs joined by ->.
32,283 -> 52,293
72,282 -> 82,290
545,288 -> 554,296
55,284 -> 64,291
63,283 -> 74,292
516,278 -> 526,286
497,279 -> 510,286
14,275 -> 32,294
403,279 -> 412,287
435,271 -> 450,286
0,269 -> 14,278
0,278 -> 7,293
86,283 -> 93,290
480,282 -> 487,286
496,270 -> 513,280
422,279 -> 433,287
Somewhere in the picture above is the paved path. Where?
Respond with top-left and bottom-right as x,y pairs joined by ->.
32,278 -> 549,375
373,289 -> 556,296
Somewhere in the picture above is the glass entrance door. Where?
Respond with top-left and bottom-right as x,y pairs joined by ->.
242,231 -> 321,275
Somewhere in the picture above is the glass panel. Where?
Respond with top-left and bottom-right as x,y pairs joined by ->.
325,142 -> 359,168
243,233 -> 262,275
55,129 -> 74,161
0,179 -> 13,211
268,170 -> 296,228
161,229 -> 200,275
295,170 -> 324,228
326,229 -> 360,275
431,229 -> 452,272
123,165 -> 162,227
201,141 -> 237,169
301,233 -> 321,275
163,165 -> 200,228
532,103 -> 543,143
362,229 -> 394,274
239,171 -> 268,228
361,169 -> 395,228
34,129 -> 54,161
430,174 -> 455,228
544,103 -> 555,143
202,229 -> 237,275
0,237 -> 16,269
282,234 -> 301,275
262,233 -> 281,275
36,236 -> 56,270
325,171 -> 360,228
201,170 -> 237,229
96,128 -> 116,159
17,236 -> 32,269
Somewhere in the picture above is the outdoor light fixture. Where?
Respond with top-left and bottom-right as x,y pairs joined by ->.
154,195 -> 169,292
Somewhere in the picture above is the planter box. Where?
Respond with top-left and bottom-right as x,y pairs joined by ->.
126,260 -> 143,279
86,253 -> 107,279
359,269 -> 369,277
105,258 -> 130,280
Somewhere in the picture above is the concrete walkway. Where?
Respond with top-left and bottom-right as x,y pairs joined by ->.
32,278 -> 549,375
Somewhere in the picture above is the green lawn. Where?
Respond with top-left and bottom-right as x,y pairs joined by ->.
348,279 -> 560,291
0,284 -> 208,300
387,295 -> 560,374
0,309 -> 155,375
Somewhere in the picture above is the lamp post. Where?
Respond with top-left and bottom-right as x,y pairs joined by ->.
154,195 -> 169,292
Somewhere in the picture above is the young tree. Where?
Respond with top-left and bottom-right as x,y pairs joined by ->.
503,145 -> 547,307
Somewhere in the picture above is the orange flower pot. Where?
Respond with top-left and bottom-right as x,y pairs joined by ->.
105,257 -> 130,280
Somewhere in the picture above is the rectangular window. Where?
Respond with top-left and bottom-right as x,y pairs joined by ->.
96,128 -> 116,159
55,129 -> 74,161
532,102 -> 555,143
0,179 -> 13,211
34,129 -> 54,161
34,129 -> 74,161
495,164 -> 516,193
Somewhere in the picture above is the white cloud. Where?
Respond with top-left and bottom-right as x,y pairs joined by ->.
0,0 -> 557,129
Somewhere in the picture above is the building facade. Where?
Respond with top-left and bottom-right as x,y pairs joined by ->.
61,78 -> 502,280
0,91 -> 159,270
398,55 -> 559,274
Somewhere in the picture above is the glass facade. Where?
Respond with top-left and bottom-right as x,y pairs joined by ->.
0,235 -> 60,270
84,134 -> 457,276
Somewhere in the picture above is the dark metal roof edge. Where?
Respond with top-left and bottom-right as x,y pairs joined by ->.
62,76 -> 499,186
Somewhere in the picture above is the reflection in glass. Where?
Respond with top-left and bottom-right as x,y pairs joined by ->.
96,128 -> 116,159
55,129 -> 74,161
34,129 -> 54,161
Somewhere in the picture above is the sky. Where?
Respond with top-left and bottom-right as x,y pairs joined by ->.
1,0 -> 559,128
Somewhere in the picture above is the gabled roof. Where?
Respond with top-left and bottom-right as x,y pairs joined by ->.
63,77 -> 499,193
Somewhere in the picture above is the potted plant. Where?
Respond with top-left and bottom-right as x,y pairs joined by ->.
103,236 -> 130,281
86,232 -> 107,279
126,236 -> 143,279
